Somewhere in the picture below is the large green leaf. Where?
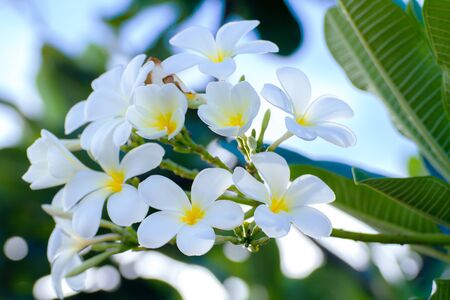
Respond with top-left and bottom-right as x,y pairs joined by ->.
290,165 -> 440,234
325,1 -> 450,181
353,168 -> 450,228
430,279 -> 450,300
423,0 -> 450,117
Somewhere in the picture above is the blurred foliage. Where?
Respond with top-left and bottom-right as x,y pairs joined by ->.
0,0 -> 448,299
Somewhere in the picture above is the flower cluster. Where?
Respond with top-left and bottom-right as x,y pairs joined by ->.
23,20 -> 355,298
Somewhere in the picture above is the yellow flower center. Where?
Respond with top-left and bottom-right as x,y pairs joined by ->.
152,113 -> 177,135
209,50 -> 229,63
106,170 -> 125,193
227,113 -> 245,127
180,204 -> 205,225
269,198 -> 290,214
185,93 -> 196,101
296,116 -> 311,126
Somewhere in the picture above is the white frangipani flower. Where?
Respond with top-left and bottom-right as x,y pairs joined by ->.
198,81 -> 260,137
233,152 -> 335,239
45,192 -> 88,299
163,20 -> 278,79
22,130 -> 86,190
137,168 -> 244,256
126,83 -> 188,140
63,142 -> 165,238
64,54 -> 154,157
47,223 -> 89,299
261,67 -> 356,147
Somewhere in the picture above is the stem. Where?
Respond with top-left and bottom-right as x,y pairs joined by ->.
88,234 -> 121,245
244,207 -> 256,219
266,132 -> 293,152
172,128 -> 231,171
221,195 -> 260,206
160,159 -> 199,180
331,229 -> 450,245
215,235 -> 239,245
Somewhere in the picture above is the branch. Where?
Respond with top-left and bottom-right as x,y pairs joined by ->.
331,228 -> 450,245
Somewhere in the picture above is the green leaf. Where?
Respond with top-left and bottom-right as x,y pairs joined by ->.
423,0 -> 450,117
325,1 -> 450,181
353,168 -> 450,228
430,279 -> 450,300
406,0 -> 424,25
290,165 -> 440,233
408,156 -> 428,176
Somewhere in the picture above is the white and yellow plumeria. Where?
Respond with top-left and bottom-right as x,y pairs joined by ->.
45,191 -> 89,299
137,168 -> 244,256
126,83 -> 188,140
198,81 -> 260,137
63,142 -> 164,238
22,130 -> 86,190
162,20 -> 278,79
261,67 -> 356,147
233,152 -> 335,238
65,54 -> 154,157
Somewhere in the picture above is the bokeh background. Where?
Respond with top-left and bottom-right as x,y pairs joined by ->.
0,0 -> 445,299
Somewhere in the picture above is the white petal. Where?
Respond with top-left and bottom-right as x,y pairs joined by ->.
261,84 -> 293,114
137,211 -> 183,248
107,184 -> 148,226
162,53 -> 206,74
51,251 -> 73,299
139,175 -> 189,211
92,65 -> 123,90
160,83 -> 188,114
113,121 -> 132,147
24,166 -> 65,190
121,54 -> 148,96
234,40 -> 279,55
284,175 -> 335,206
72,188 -> 109,238
191,168 -> 233,209
313,122 -> 356,147
289,206 -> 332,238
232,167 -> 270,203
65,255 -> 86,292
253,205 -> 290,238
285,117 -> 317,140
87,118 -> 122,163
92,127 -> 121,171
251,152 -> 290,199
176,223 -> 215,256
65,101 -> 87,134
231,81 -> 260,122
63,170 -> 109,210
277,67 -> 311,116
203,200 -> 243,230
216,20 -> 259,52
85,88 -> 128,121
80,119 -> 108,150
198,58 -> 236,80
205,125 -> 241,137
47,227 -> 63,262
305,96 -> 354,123
204,81 -> 233,107
120,143 -> 164,180
167,109 -> 185,139
169,26 -> 216,57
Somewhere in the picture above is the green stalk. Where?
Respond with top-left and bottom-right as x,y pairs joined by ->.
331,229 -> 450,245
160,159 -> 199,180
266,132 -> 293,152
